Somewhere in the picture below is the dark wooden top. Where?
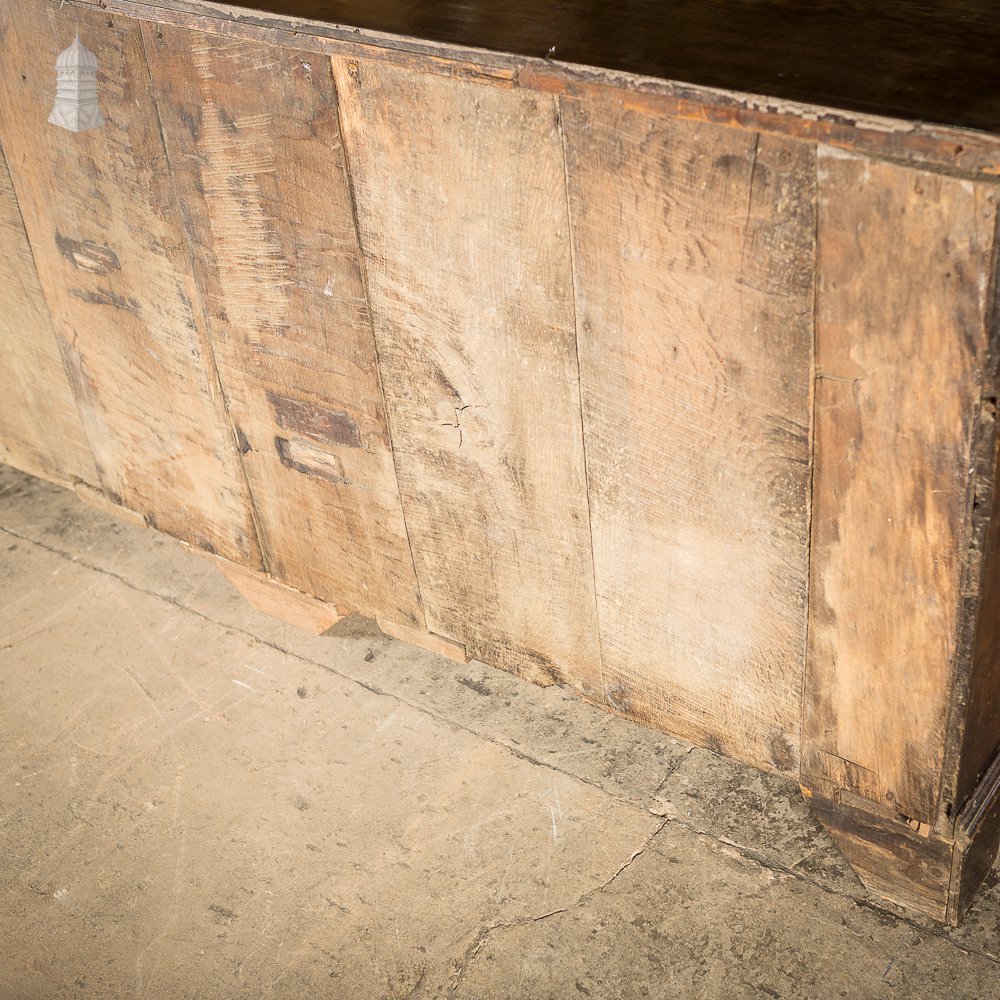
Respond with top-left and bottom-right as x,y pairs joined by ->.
184,1 -> 1000,134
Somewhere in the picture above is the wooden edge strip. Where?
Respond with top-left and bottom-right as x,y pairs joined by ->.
956,750 -> 1000,845
216,559 -> 347,634
937,202 -> 1000,830
950,752 -> 1000,922
67,0 -> 1000,177
376,619 -> 470,665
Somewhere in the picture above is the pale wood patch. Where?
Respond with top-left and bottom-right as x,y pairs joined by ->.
377,619 -> 470,665
218,560 -> 344,634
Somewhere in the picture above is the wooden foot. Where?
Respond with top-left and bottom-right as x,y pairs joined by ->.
376,618 -> 469,664
802,759 -> 1000,925
218,561 -> 344,635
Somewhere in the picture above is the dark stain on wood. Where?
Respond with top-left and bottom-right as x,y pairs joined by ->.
235,426 -> 253,455
267,390 -> 361,449
769,732 -> 797,773
55,232 -> 121,274
68,287 -> 141,315
955,752 -> 1000,919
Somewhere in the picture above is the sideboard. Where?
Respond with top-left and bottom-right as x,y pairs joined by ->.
2,0 -> 1000,924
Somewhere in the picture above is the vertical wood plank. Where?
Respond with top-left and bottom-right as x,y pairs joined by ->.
142,26 -> 422,625
333,58 -> 602,695
0,2 -> 259,564
562,99 -> 815,774
804,148 -> 998,823
0,145 -> 95,486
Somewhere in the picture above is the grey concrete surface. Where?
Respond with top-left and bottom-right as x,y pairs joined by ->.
1,462 -> 999,999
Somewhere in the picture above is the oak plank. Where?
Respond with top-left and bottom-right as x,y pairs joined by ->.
804,148 -> 998,823
0,2 -> 259,563
142,25 -> 422,625
0,146 -> 95,487
562,100 -> 815,774
333,57 -> 602,695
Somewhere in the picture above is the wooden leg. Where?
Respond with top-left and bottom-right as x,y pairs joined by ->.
218,561 -> 344,635
802,787 -> 954,921
376,618 -> 469,664
802,757 -> 1000,925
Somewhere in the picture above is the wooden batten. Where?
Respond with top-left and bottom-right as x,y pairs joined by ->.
945,207 -> 1000,816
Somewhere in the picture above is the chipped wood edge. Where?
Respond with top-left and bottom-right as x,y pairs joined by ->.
64,0 -> 1000,177
216,558 -> 346,634
376,618 -> 470,665
73,479 -> 151,529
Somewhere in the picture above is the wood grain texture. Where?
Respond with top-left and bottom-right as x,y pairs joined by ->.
955,276 -> 1000,805
333,57 -> 602,695
217,560 -> 344,634
804,148 -> 999,824
0,145 -> 95,486
142,25 -> 422,625
0,2 -> 259,563
562,100 -> 814,774
953,752 -> 1000,921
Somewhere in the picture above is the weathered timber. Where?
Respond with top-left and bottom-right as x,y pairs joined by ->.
0,144 -> 95,486
65,0 -> 1000,136
802,787 -> 956,923
563,98 -> 814,775
141,24 -> 423,626
0,2 -> 260,563
67,0 -> 1000,178
802,148 -> 998,825
3,0 -> 1000,926
333,56 -> 602,696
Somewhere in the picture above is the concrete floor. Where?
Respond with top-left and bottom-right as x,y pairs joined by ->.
1,464 -> 1000,999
